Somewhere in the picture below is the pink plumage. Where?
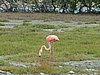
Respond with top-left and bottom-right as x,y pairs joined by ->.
46,35 -> 59,43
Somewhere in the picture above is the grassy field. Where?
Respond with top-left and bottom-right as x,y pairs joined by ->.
0,21 -> 100,74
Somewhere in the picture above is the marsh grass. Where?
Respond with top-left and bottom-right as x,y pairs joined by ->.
23,20 -> 31,22
77,22 -> 83,25
0,23 -> 100,74
32,24 -> 56,29
0,19 -> 9,22
57,25 -> 70,28
64,20 -> 71,23
85,21 -> 98,24
0,23 -> 5,26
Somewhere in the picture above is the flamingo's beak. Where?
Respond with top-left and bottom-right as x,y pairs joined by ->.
57,38 -> 59,41
56,38 -> 59,41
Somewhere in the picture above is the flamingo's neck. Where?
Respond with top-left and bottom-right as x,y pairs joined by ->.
48,42 -> 51,50
39,42 -> 52,56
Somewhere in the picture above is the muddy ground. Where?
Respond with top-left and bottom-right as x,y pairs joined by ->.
0,13 -> 100,22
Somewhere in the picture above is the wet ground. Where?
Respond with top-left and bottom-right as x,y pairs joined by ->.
0,60 -> 100,75
0,52 -> 100,75
0,20 -> 99,29
9,60 -> 100,71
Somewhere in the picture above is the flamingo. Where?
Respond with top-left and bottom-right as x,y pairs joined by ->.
39,35 -> 59,57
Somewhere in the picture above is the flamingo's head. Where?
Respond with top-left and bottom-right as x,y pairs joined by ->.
46,35 -> 59,43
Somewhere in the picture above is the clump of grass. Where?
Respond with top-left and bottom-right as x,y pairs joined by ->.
64,20 -> 71,23
7,54 -> 36,62
34,65 -> 60,73
23,20 -> 31,22
0,19 -> 9,22
0,60 -> 5,65
85,21 -> 98,24
64,53 -> 94,61
22,22 -> 32,26
32,24 -> 56,29
43,19 -> 51,22
77,22 -> 83,25
57,25 -> 69,28
0,23 -> 5,26
31,28 -> 42,32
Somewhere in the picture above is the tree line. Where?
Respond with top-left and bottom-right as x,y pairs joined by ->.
0,0 -> 100,14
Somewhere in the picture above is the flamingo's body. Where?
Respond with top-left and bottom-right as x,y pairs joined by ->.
39,35 -> 59,57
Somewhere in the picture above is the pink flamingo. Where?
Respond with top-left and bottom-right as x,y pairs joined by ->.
39,35 -> 59,57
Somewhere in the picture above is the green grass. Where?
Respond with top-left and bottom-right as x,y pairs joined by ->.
0,23 -> 5,26
0,19 -> 9,22
64,20 -> 71,23
0,23 -> 100,74
85,21 -> 98,24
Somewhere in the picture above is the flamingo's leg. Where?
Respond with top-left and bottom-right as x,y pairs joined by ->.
39,48 -> 43,57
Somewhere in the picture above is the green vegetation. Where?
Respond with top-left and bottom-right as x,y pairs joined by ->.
85,21 -> 98,24
64,20 -> 71,23
32,24 -> 56,29
0,23 -> 5,26
0,66 -> 63,74
16,23 -> 71,33
0,23 -> 100,74
0,19 -> 9,22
